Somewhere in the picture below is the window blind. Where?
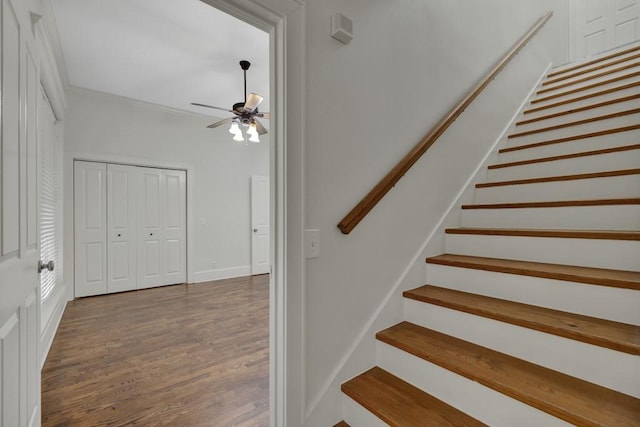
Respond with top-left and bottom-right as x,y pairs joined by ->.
40,90 -> 58,301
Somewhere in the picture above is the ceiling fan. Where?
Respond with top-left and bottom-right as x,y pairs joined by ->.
191,60 -> 269,142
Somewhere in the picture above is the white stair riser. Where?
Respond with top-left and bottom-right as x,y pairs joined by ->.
536,63 -> 640,98
475,174 -> 640,204
461,204 -> 640,231
515,97 -> 640,131
532,74 -> 640,108
404,300 -> 640,398
445,234 -> 640,271
425,264 -> 640,324
544,58 -> 640,91
497,129 -> 640,164
506,113 -> 640,146
523,85 -> 640,120
518,82 -> 640,120
550,47 -> 640,76
487,150 -> 640,181
342,395 -> 388,427
376,342 -> 571,427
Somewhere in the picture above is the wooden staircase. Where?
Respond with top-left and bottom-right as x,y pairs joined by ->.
336,44 -> 640,426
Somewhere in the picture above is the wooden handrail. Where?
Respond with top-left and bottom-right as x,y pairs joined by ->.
337,11 -> 553,234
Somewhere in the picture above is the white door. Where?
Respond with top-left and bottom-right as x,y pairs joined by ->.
162,169 -> 187,285
107,164 -> 137,293
251,176 -> 270,275
0,0 -> 42,423
74,161 -> 108,297
572,0 -> 640,59
137,167 -> 186,288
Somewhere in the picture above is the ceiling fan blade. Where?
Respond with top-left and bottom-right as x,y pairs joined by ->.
256,112 -> 270,119
254,119 -> 268,135
206,117 -> 233,129
243,93 -> 264,112
191,102 -> 235,113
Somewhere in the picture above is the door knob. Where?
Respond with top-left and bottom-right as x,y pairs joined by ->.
253,228 -> 258,232
38,260 -> 55,274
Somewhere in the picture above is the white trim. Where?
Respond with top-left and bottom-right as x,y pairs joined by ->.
66,85 -> 220,120
304,62 -> 554,422
40,285 -> 67,368
36,0 -> 67,118
192,266 -> 251,283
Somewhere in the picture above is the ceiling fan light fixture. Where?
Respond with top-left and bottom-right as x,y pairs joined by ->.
229,120 -> 241,135
247,122 -> 260,143
232,131 -> 245,142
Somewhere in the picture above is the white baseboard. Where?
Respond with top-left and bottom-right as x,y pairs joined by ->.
192,265 -> 251,283
41,284 -> 68,368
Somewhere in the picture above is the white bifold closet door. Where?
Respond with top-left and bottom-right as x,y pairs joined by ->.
107,163 -> 138,293
75,162 -> 186,297
137,167 -> 187,289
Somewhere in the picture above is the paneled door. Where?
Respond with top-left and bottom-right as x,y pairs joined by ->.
74,161 -> 108,297
251,176 -> 270,275
572,0 -> 640,59
137,167 -> 186,288
107,164 -> 137,293
0,0 -> 42,423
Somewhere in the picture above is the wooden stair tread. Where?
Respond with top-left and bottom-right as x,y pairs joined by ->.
377,322 -> 640,426
426,254 -> 640,290
499,129 -> 640,153
476,168 -> 640,188
523,81 -> 640,115
333,421 -> 350,427
445,227 -> 640,240
508,107 -> 640,139
548,44 -> 640,77
341,366 -> 486,427
461,198 -> 640,209
544,52 -> 640,86
516,94 -> 640,126
493,143 -> 640,168
531,70 -> 640,104
538,61 -> 640,94
403,285 -> 640,354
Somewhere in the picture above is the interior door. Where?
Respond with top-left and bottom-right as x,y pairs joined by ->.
572,0 -> 640,59
107,164 -> 137,293
0,0 -> 42,423
74,161 -> 108,297
251,175 -> 270,275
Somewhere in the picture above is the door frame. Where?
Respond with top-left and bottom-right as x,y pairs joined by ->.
199,1 -> 306,425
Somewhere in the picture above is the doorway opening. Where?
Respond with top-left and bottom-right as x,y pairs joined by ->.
42,0 -> 283,424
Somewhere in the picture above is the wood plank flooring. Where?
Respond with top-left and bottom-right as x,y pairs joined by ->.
41,275 -> 269,427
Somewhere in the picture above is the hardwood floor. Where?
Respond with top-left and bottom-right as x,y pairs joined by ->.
42,275 -> 269,426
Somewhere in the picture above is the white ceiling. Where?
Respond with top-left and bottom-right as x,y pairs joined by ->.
51,0 -> 270,120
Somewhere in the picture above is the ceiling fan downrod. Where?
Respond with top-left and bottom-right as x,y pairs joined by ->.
240,60 -> 251,105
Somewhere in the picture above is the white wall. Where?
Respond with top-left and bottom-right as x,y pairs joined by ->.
62,87 -> 269,297
300,1 -> 569,424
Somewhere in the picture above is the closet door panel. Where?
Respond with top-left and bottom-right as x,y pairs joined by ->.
162,170 -> 186,284
138,168 -> 163,288
74,161 -> 107,297
107,164 -> 137,293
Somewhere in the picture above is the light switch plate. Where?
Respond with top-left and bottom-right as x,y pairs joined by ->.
305,229 -> 320,258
